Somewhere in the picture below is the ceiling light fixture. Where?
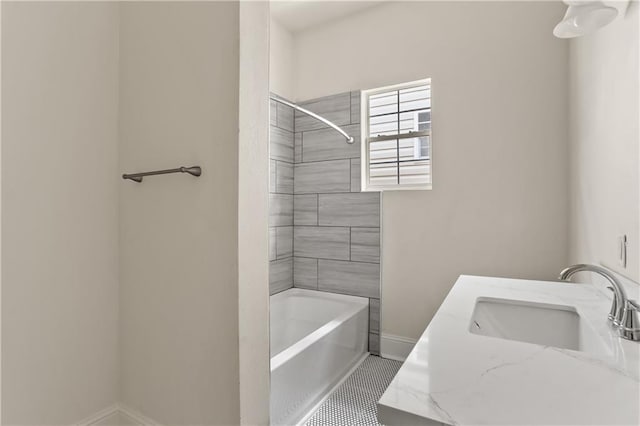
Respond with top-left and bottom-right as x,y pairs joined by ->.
553,0 -> 629,38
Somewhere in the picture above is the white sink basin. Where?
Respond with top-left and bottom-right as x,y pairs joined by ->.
469,297 -> 610,357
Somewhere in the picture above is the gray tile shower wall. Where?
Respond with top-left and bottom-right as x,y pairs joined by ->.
291,91 -> 381,355
350,228 -> 381,263
294,160 -> 351,194
269,97 -> 295,295
318,193 -> 380,227
294,92 -> 351,132
317,260 -> 380,298
270,257 -> 294,295
301,124 -> 361,162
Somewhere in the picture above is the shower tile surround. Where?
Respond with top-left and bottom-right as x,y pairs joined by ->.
269,100 -> 295,293
269,91 -> 381,355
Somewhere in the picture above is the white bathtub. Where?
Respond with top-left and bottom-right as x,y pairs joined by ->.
270,288 -> 369,425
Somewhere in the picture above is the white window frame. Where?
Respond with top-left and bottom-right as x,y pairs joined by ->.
360,78 -> 432,192
412,110 -> 431,159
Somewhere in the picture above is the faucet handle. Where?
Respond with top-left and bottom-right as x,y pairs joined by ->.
606,286 -> 618,323
619,299 -> 640,342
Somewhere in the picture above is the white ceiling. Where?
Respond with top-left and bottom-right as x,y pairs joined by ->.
271,1 -> 385,34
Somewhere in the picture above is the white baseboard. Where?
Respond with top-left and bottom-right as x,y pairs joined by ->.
75,403 -> 161,426
380,333 -> 417,362
75,405 -> 120,426
117,404 -> 162,426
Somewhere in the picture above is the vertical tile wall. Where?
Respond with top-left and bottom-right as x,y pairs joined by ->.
269,98 -> 295,295
292,91 -> 381,355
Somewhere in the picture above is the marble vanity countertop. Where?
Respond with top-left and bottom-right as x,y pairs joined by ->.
377,275 -> 640,425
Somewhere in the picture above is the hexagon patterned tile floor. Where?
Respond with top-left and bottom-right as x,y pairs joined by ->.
305,355 -> 403,426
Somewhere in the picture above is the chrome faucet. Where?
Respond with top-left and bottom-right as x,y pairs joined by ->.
559,264 -> 640,342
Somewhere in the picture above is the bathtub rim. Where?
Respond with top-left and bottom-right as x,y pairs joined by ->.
270,288 -> 369,371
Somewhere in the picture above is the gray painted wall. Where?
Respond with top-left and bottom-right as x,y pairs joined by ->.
293,2 -> 569,342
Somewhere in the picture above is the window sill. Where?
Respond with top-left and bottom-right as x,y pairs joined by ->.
362,184 -> 432,192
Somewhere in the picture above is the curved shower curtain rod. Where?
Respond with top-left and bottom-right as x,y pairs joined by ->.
270,95 -> 355,144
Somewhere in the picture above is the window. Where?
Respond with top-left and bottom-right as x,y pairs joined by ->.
361,79 -> 432,191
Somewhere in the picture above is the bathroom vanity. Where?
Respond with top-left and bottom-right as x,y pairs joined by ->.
378,275 -> 640,425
